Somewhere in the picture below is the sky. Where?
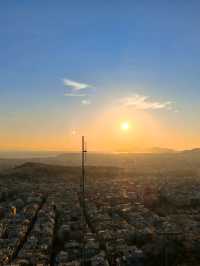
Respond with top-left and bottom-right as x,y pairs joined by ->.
0,1 -> 200,152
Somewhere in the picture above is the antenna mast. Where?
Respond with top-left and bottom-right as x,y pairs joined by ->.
81,136 -> 87,208
81,136 -> 87,265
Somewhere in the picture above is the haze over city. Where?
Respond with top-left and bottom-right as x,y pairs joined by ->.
1,2 -> 200,266
1,1 -> 200,153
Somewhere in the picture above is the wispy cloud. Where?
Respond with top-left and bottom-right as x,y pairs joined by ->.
63,78 -> 93,105
119,94 -> 174,110
64,93 -> 86,97
81,99 -> 91,105
63,78 -> 92,90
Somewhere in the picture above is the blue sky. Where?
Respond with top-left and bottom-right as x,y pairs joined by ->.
1,1 -> 200,151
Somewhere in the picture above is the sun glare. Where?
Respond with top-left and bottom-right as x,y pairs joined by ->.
121,122 -> 129,131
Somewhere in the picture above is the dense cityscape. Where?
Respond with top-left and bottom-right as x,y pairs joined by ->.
0,159 -> 199,266
2,1 -> 200,265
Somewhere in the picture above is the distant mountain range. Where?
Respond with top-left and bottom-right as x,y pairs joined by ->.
1,147 -> 200,159
181,148 -> 200,154
1,148 -> 200,172
147,147 -> 177,153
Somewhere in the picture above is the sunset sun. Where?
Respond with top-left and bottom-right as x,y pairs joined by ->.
121,122 -> 130,131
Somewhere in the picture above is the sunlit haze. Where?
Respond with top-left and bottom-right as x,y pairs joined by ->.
121,122 -> 130,131
1,4 -> 200,265
1,1 -> 200,152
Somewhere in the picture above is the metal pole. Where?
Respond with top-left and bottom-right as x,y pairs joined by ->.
82,136 -> 85,207
81,136 -> 87,265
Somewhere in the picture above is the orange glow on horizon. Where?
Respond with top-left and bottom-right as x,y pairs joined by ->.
0,105 -> 200,152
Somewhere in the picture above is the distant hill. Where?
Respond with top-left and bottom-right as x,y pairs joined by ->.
148,147 -> 176,154
0,162 -> 122,183
181,148 -> 200,155
178,148 -> 200,168
0,162 -> 80,183
1,148 -> 200,174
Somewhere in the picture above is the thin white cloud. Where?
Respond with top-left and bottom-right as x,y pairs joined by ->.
119,94 -> 174,110
81,99 -> 91,105
63,78 -> 92,90
64,93 -> 86,97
